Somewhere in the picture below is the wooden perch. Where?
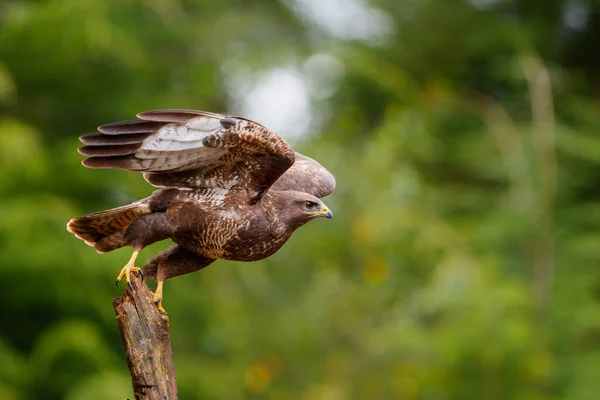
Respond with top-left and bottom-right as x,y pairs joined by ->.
113,274 -> 178,400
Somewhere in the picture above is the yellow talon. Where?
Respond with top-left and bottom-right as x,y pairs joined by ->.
152,281 -> 167,314
156,302 -> 167,315
115,250 -> 141,288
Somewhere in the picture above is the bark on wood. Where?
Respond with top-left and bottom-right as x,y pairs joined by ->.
112,274 -> 178,400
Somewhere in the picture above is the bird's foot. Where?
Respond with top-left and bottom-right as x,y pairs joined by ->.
115,264 -> 143,289
115,251 -> 142,289
154,298 -> 167,315
152,281 -> 167,315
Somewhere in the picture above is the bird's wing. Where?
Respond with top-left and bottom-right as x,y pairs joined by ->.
79,109 -> 295,203
270,152 -> 336,198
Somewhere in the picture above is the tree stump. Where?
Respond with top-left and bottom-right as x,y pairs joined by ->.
112,274 -> 178,399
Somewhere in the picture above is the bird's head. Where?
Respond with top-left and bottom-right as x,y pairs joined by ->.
273,191 -> 333,229
295,194 -> 333,221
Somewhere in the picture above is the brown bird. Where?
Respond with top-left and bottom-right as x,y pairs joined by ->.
67,109 -> 335,313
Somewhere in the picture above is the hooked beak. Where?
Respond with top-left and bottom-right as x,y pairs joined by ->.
310,205 -> 333,220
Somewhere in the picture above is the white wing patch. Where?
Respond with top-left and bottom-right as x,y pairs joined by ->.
136,115 -> 229,173
186,116 -> 223,132
140,115 -> 225,152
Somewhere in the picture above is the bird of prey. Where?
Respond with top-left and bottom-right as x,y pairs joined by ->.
67,109 -> 335,313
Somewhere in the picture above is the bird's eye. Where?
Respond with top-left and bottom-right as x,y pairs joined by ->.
305,201 -> 317,209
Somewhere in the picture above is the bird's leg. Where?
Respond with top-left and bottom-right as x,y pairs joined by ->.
115,250 -> 143,289
152,280 -> 167,314
142,245 -> 215,314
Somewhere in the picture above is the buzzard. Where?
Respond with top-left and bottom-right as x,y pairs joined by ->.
67,109 -> 335,313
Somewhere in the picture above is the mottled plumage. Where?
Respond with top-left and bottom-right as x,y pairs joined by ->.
67,109 -> 335,312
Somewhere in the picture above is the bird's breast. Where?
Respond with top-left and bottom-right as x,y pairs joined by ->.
172,201 -> 292,262
219,215 -> 293,262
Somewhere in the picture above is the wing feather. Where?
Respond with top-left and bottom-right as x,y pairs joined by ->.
270,152 -> 336,198
98,120 -> 166,135
78,109 -> 295,202
136,109 -> 224,123
78,144 -> 140,157
79,132 -> 153,145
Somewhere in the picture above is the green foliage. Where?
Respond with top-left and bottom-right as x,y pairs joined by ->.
1,0 -> 599,398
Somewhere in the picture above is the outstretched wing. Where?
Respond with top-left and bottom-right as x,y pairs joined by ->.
78,109 -> 295,203
270,152 -> 336,198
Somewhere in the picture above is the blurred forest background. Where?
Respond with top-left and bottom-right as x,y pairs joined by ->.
1,0 -> 600,399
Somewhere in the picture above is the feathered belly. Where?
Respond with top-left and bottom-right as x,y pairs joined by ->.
172,217 -> 293,262
173,234 -> 226,260
220,232 -> 292,262
171,215 -> 238,260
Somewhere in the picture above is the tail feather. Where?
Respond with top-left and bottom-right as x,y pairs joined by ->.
67,203 -> 151,252
94,231 -> 127,254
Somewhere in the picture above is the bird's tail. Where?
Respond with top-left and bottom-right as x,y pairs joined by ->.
67,203 -> 151,253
